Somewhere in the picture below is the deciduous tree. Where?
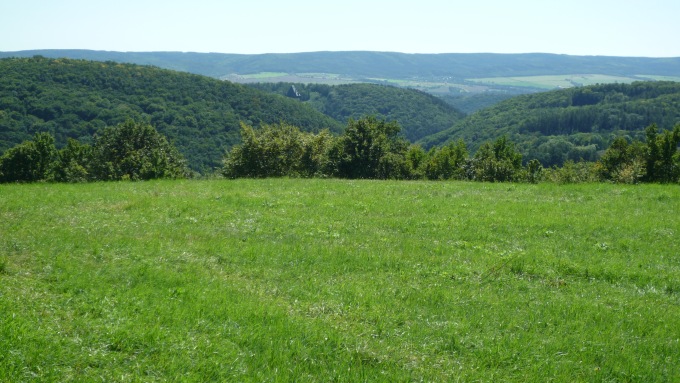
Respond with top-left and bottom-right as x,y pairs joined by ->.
0,132 -> 56,182
90,120 -> 187,181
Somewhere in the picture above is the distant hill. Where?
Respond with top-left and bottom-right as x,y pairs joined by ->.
0,57 -> 343,171
418,82 -> 680,166
2,50 -> 679,80
247,83 -> 465,141
5,50 -> 679,114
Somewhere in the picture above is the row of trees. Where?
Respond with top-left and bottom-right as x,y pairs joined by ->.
0,120 -> 187,183
3,117 -> 678,184
222,117 -> 550,183
596,124 -> 680,183
223,117 -> 680,184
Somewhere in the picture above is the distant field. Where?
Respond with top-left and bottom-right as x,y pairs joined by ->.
225,71 -> 680,95
2,179 -> 678,382
226,72 -> 489,94
467,74 -> 678,89
366,77 -> 487,94
638,75 -> 680,82
238,72 -> 289,79
222,72 -> 360,85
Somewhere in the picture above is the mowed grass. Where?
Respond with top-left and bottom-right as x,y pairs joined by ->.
1,179 -> 679,382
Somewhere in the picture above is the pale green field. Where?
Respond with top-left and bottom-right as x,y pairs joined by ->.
467,74 -> 651,89
637,75 -> 680,82
223,72 -> 359,85
238,72 -> 289,79
225,71 -> 679,94
1,179 -> 679,382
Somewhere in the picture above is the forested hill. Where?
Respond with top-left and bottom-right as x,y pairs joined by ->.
248,83 -> 465,141
2,50 -> 680,79
0,57 -> 343,171
418,81 -> 680,166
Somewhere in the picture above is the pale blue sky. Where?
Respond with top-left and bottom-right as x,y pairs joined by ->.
1,0 -> 679,57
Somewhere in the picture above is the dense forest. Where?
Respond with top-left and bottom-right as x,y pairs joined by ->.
0,57 -> 342,171
438,92 -> 519,114
419,82 -> 680,166
247,82 -> 465,141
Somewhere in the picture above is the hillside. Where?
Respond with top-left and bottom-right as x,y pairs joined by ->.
247,83 -> 465,141
0,57 -> 343,171
418,81 -> 680,166
5,50 -> 679,115
3,50 -> 680,79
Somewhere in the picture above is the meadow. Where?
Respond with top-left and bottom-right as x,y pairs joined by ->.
224,71 -> 680,95
468,74 -> 652,90
1,179 -> 679,382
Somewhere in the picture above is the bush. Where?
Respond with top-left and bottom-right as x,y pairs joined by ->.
90,120 -> 188,181
222,123 -> 335,178
52,138 -> 92,182
335,117 -> 409,179
470,136 -> 523,182
547,160 -> 599,184
0,132 -> 56,183
425,140 -> 468,180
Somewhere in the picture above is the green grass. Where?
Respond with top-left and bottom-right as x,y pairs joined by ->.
1,179 -> 679,382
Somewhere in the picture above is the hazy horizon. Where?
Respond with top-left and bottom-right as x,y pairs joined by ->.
3,48 -> 679,59
2,0 -> 680,58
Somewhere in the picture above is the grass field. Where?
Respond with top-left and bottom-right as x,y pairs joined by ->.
222,73 -> 360,86
467,74 -> 654,90
225,71 -> 680,97
1,179 -> 679,382
238,72 -> 290,79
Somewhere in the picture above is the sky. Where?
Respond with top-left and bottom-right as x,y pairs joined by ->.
1,0 -> 679,57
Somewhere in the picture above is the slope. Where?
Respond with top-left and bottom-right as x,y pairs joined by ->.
418,82 -> 680,166
0,57 -> 343,171
2,50 -> 680,79
248,83 -> 465,141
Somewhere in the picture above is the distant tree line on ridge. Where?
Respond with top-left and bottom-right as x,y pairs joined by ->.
2,117 -> 679,184
419,81 -> 680,168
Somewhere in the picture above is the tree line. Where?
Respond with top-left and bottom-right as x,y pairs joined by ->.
222,117 -> 680,184
221,117 -> 546,182
0,120 -> 187,183
2,117 -> 678,184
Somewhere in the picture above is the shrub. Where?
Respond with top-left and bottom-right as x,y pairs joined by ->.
0,132 -> 56,183
90,120 -> 188,181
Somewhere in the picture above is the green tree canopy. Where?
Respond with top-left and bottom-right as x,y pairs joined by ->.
471,136 -> 523,182
0,132 -> 56,183
335,117 -> 409,179
222,123 -> 334,178
90,120 -> 188,181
